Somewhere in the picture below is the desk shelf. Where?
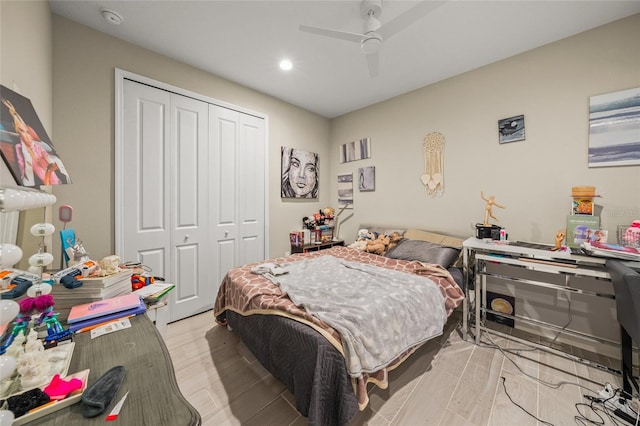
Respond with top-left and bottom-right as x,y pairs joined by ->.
291,239 -> 344,254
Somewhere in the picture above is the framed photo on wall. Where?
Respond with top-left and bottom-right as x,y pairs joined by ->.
358,166 -> 375,191
0,85 -> 72,187
498,114 -> 525,144
340,137 -> 371,163
281,146 -> 319,198
337,172 -> 353,208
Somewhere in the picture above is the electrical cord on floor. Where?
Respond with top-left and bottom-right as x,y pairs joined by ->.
479,328 -> 596,394
574,386 -> 639,426
476,294 -> 640,426
500,376 -> 554,426
549,292 -> 574,348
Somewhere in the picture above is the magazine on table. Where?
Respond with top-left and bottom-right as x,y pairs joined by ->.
582,241 -> 640,261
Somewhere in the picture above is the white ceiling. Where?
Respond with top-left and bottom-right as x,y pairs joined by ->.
49,0 -> 640,119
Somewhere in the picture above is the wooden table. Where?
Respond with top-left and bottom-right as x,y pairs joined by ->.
28,315 -> 200,425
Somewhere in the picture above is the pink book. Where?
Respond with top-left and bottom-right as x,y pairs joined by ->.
67,293 -> 143,324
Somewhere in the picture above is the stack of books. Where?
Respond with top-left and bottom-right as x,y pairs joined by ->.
66,293 -> 147,332
51,269 -> 133,322
133,282 -> 175,305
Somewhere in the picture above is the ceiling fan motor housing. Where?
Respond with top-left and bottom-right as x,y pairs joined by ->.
361,34 -> 382,55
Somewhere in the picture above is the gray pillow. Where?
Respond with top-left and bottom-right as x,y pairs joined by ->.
384,239 -> 461,267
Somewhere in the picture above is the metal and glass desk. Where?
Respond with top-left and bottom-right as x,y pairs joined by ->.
461,237 -> 622,369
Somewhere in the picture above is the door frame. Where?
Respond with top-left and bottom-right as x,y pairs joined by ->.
114,69 -> 270,301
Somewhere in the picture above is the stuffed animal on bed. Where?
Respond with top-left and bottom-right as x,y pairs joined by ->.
366,234 -> 390,255
386,232 -> 403,252
348,228 -> 371,251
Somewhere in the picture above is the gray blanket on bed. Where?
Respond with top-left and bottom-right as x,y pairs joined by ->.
275,255 -> 447,377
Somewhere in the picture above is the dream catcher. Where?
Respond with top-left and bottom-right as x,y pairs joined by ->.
420,132 -> 445,197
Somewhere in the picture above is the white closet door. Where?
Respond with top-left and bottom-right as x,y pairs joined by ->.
121,80 -> 171,279
169,94 -> 211,322
121,80 -> 212,322
209,106 -> 265,291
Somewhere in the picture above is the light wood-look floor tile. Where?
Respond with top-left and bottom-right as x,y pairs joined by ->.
165,311 -> 629,425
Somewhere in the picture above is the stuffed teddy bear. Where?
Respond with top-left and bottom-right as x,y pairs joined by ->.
348,239 -> 368,251
348,228 -> 371,251
386,232 -> 403,252
366,234 -> 390,255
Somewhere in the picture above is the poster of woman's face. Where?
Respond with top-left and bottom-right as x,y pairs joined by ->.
281,147 -> 318,199
0,85 -> 72,187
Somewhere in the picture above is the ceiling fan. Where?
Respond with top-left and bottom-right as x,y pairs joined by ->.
299,0 -> 444,78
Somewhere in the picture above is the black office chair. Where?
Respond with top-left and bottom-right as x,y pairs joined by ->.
606,259 -> 640,400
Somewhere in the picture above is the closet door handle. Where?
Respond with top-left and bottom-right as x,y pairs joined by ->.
224,231 -> 229,237
184,234 -> 190,242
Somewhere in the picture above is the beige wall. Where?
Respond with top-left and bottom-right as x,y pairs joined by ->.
332,13 -> 640,245
0,0 -> 52,265
51,15 -> 330,262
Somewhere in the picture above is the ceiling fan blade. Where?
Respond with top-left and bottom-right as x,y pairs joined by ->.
378,0 -> 446,41
366,52 -> 379,78
299,24 -> 364,43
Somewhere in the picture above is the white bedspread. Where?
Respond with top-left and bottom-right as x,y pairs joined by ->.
275,255 -> 447,377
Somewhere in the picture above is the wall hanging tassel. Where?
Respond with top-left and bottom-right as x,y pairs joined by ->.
420,132 -> 445,197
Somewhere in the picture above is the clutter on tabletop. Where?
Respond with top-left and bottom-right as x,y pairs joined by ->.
0,369 -> 89,424
622,221 -> 640,248
571,185 -> 599,216
1,295 -> 71,358
63,237 -> 91,268
291,207 -> 338,246
0,329 -> 76,403
474,191 -> 506,241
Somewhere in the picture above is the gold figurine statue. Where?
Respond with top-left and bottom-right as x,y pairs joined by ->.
481,191 -> 506,226
554,230 -> 566,251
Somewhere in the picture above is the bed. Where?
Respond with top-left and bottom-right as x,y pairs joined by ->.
213,227 -> 466,425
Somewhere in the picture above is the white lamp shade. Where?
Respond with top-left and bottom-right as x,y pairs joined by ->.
0,355 -> 16,381
0,244 -> 23,268
0,299 -> 19,324
28,252 -> 54,268
30,222 -> 55,237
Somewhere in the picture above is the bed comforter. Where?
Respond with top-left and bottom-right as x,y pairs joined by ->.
213,246 -> 465,424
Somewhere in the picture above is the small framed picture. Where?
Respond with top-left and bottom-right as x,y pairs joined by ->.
498,114 -> 525,144
337,173 -> 353,208
358,166 -> 375,191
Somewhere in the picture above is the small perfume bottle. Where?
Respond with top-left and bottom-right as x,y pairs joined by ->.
500,228 -> 507,241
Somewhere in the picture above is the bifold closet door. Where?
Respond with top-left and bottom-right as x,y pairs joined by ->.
209,105 -> 266,294
121,80 -> 212,322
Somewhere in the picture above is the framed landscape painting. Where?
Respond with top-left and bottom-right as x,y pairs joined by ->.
337,173 -> 353,208
588,86 -> 640,167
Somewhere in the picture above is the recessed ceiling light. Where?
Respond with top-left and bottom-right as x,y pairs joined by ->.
279,59 -> 293,71
101,8 -> 123,25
